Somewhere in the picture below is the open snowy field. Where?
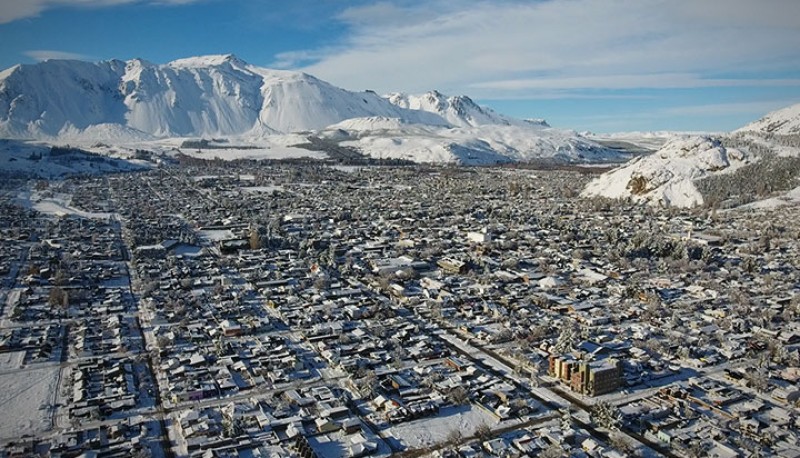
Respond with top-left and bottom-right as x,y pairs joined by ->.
241,185 -> 285,194
198,228 -> 238,242
385,405 -> 497,450
0,365 -> 60,439
0,351 -> 24,371
176,145 -> 327,161
15,190 -> 114,220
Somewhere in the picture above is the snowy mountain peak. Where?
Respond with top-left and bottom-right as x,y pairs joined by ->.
0,55 -> 447,138
0,54 -> 622,167
127,57 -> 154,67
524,118 -> 550,127
0,64 -> 20,80
168,54 -> 247,69
385,90 -> 528,128
736,102 -> 800,135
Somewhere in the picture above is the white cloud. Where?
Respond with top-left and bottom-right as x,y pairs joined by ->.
0,0 -> 206,24
270,49 -> 332,69
297,0 -> 800,96
659,100 -> 799,117
565,100 -> 798,132
25,50 -> 92,61
471,74 -> 800,92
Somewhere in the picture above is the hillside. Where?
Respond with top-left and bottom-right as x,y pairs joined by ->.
385,91 -> 530,128
317,117 -> 626,165
0,54 -> 445,139
736,102 -> 800,135
582,103 -> 800,208
0,140 -> 147,179
0,55 -> 627,165
581,136 -> 750,207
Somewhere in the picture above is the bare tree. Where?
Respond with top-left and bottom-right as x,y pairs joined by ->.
591,400 -> 622,430
445,428 -> 462,444
474,422 -> 493,441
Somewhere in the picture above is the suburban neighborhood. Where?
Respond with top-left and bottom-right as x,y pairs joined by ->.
1,161 -> 799,458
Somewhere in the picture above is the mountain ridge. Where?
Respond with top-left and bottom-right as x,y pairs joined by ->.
385,90 -> 527,128
0,54 -> 627,165
0,54 -> 447,138
582,103 -> 800,207
735,102 -> 800,135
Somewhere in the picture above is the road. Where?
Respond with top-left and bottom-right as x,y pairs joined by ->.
403,314 -> 669,457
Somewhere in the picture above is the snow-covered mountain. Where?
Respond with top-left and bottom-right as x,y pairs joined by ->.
317,116 -> 624,165
0,54 -> 625,165
0,140 -> 146,179
585,131 -> 694,151
0,54 -> 445,139
582,103 -> 800,207
736,102 -> 800,135
385,90 -> 536,128
581,136 -> 750,207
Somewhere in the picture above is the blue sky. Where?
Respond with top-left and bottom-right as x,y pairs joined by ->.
1,0 -> 799,133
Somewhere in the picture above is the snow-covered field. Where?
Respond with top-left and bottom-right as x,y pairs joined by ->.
322,118 -> 625,165
198,229 -> 238,241
586,131 -> 716,151
176,145 -> 327,161
15,190 -> 114,220
0,351 -> 24,371
0,365 -> 60,439
0,140 -> 146,179
385,405 -> 497,449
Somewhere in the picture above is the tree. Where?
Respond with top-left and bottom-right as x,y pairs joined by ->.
447,386 -> 469,405
446,428 -> 462,444
539,443 -> 564,458
249,225 -> 262,250
553,319 -> 578,354
221,416 -> 243,438
746,369 -> 769,393
355,370 -> 378,398
591,400 -> 622,430
474,422 -> 492,441
48,286 -> 67,309
608,431 -> 634,454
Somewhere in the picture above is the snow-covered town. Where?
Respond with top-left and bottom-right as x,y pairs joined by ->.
1,157 -> 799,457
2,2 -> 800,456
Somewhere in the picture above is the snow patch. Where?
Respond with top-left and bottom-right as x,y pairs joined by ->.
384,405 -> 497,449
15,189 -> 115,219
0,365 -> 60,439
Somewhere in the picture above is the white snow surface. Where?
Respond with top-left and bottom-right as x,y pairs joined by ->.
0,139 -> 146,179
0,365 -> 60,439
736,102 -> 800,135
0,54 -> 446,139
15,189 -> 115,219
320,117 -> 623,165
586,131 -> 700,151
581,136 -> 750,207
741,185 -> 800,210
385,90 -> 535,128
0,55 -> 627,165
57,122 -> 156,143
385,405 -> 497,449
